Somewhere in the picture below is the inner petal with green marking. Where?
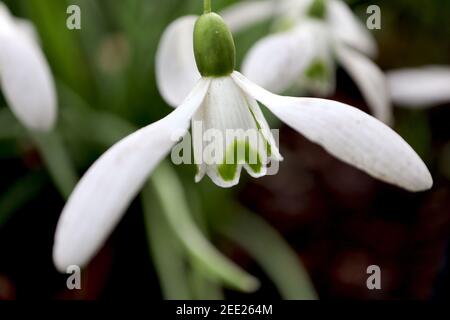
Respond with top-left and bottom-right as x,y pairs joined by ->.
305,58 -> 329,82
301,55 -> 335,96
218,139 -> 263,182
191,76 -> 282,188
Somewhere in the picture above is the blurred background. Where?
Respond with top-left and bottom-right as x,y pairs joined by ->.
0,0 -> 449,300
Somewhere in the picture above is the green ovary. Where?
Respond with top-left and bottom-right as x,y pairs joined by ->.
193,13 -> 236,77
305,59 -> 328,81
218,140 -> 263,182
308,0 -> 327,19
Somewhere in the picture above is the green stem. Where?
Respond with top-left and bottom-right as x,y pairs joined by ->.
204,0 -> 211,13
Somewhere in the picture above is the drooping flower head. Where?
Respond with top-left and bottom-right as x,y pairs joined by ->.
53,2 -> 432,272
0,2 -> 57,131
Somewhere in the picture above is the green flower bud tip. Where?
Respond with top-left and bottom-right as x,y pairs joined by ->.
308,0 -> 327,19
194,12 -> 236,77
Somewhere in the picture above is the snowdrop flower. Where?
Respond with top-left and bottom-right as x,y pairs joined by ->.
0,2 -> 57,131
53,4 -> 432,271
228,0 -> 392,124
387,66 -> 450,108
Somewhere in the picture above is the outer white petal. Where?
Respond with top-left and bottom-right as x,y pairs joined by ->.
220,0 -> 276,33
53,79 -> 210,272
272,0 -> 313,23
155,15 -> 200,108
14,18 -> 40,45
0,6 -> 56,131
387,66 -> 450,108
327,0 -> 377,57
0,2 -> 14,32
232,71 -> 433,192
242,25 -> 315,94
336,44 -> 392,125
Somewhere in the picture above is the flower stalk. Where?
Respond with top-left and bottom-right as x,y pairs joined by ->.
204,0 -> 211,13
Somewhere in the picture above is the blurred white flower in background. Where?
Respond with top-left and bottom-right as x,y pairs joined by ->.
230,0 -> 391,124
387,66 -> 450,108
53,10 -> 432,272
0,2 -> 56,131
155,0 -> 391,124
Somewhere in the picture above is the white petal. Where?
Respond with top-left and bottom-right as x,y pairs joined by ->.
297,20 -> 335,96
387,66 -> 450,108
220,0 -> 276,33
246,92 -> 283,161
155,15 -> 201,108
0,7 -> 56,131
242,25 -> 315,94
0,4 -> 39,45
232,71 -> 433,192
336,45 -> 392,125
53,79 -> 210,272
0,2 -> 14,32
14,18 -> 40,45
270,0 -> 313,24
327,0 -> 377,57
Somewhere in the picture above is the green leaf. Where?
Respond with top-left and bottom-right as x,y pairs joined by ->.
184,187 -> 224,300
142,183 -> 192,300
395,110 -> 432,161
0,171 -> 47,227
219,208 -> 318,300
58,83 -> 135,147
0,108 -> 26,140
32,130 -> 78,199
0,106 -> 77,199
188,263 -> 224,300
150,162 -> 259,293
21,0 -> 93,98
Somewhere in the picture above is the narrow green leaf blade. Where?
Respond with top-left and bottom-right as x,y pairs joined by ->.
150,162 -> 259,293
33,131 -> 78,199
142,183 -> 192,300
0,171 -> 46,227
220,209 -> 318,300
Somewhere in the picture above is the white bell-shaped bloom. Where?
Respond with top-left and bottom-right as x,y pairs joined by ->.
192,76 -> 282,188
53,11 -> 432,272
0,2 -> 56,131
387,66 -> 450,108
